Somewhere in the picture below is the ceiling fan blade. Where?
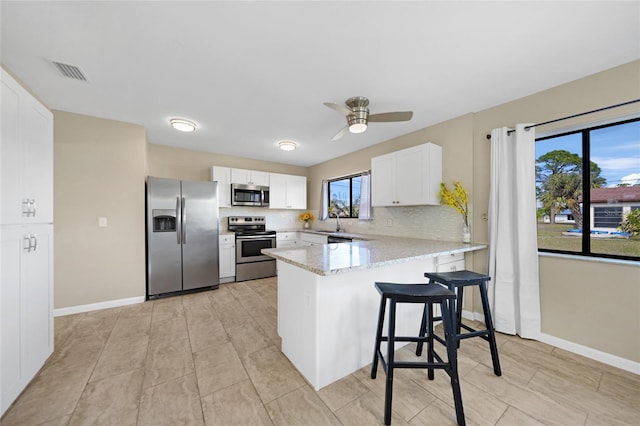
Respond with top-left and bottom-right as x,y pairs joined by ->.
368,111 -> 413,122
331,125 -> 349,141
324,102 -> 353,116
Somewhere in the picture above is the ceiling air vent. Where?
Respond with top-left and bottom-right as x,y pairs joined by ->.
51,60 -> 89,82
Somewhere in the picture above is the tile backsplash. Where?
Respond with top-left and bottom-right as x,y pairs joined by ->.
219,205 -> 470,242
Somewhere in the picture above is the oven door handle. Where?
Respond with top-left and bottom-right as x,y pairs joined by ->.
235,235 -> 276,241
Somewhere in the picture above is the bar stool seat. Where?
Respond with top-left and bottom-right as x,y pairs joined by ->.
371,282 -> 465,426
423,270 -> 501,376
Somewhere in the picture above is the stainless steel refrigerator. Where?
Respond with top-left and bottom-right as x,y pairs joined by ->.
146,176 -> 219,298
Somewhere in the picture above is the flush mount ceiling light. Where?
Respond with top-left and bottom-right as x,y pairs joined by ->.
169,118 -> 197,132
278,140 -> 297,151
348,115 -> 368,134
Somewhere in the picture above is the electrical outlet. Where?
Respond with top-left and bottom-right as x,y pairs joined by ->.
98,217 -> 108,227
387,218 -> 393,227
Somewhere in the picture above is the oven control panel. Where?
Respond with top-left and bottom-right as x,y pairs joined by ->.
228,216 -> 266,225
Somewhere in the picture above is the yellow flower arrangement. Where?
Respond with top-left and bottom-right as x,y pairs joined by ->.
299,212 -> 315,223
439,181 -> 469,226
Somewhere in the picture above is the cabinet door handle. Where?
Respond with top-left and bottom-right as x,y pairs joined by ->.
22,199 -> 31,215
31,199 -> 37,217
30,234 -> 37,251
23,235 -> 31,252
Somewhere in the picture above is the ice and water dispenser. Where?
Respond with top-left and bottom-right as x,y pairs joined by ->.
152,209 -> 177,232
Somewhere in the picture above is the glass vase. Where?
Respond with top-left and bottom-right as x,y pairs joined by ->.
462,224 -> 471,243
303,221 -> 310,229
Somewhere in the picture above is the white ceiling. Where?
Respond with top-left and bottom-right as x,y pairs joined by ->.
2,1 -> 639,167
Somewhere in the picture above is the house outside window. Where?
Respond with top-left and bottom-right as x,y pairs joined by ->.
535,118 -> 640,260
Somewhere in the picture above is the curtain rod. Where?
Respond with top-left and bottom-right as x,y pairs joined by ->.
485,98 -> 640,139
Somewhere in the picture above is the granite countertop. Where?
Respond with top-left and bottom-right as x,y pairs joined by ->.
263,234 -> 487,276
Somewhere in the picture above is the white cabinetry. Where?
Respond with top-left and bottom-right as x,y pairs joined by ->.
277,231 -> 298,248
230,168 -> 269,186
371,142 -> 441,207
299,232 -> 327,247
1,68 -> 54,416
219,234 -> 236,283
211,166 -> 231,208
269,173 -> 307,209
435,252 -> 465,272
1,69 -> 53,225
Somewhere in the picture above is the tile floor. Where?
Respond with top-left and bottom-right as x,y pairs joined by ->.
1,277 -> 639,425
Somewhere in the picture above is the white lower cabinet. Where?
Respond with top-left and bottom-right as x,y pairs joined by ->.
219,234 -> 236,282
276,232 -> 298,248
435,252 -> 465,272
1,224 -> 54,415
299,232 -> 327,247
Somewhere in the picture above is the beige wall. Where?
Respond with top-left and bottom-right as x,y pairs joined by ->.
54,111 -> 147,308
147,144 -> 307,181
539,256 -> 640,362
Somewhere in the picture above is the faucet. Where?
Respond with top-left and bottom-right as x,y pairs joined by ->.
334,212 -> 342,232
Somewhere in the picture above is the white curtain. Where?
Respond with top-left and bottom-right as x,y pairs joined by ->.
319,180 -> 329,220
359,171 -> 372,221
488,124 -> 541,339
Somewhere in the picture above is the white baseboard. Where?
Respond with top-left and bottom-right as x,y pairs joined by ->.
538,332 -> 640,375
462,309 -> 484,322
462,310 -> 638,375
54,296 -> 146,317
462,309 -> 639,375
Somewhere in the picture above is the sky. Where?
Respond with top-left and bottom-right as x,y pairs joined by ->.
535,119 -> 640,187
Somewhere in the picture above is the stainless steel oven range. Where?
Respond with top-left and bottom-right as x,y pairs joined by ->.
228,216 -> 276,281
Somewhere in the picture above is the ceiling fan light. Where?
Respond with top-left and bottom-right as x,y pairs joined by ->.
170,118 -> 196,132
278,140 -> 297,151
349,122 -> 367,134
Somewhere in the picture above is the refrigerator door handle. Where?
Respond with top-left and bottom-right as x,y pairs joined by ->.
181,197 -> 187,244
176,197 -> 181,244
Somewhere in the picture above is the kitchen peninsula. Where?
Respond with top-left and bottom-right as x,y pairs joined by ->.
263,235 -> 486,390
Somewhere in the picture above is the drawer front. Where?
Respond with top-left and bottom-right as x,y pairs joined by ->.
277,232 -> 297,241
219,234 -> 235,245
436,252 -> 464,266
435,259 -> 465,273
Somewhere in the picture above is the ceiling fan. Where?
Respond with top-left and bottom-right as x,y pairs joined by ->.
323,96 -> 413,141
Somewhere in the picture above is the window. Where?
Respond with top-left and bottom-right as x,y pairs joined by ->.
535,117 -> 640,260
327,174 -> 362,218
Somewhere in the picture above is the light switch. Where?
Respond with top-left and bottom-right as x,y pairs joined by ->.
98,217 -> 108,227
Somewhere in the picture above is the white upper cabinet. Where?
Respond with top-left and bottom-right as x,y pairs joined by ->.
371,142 -> 442,207
1,69 -> 53,225
211,166 -> 231,208
269,173 -> 307,209
230,168 -> 270,186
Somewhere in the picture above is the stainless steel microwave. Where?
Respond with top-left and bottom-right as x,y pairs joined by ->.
231,183 -> 269,207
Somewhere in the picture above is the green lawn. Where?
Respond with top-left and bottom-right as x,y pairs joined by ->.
537,223 -> 640,257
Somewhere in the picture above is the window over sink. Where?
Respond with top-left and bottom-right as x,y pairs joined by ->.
327,173 -> 362,218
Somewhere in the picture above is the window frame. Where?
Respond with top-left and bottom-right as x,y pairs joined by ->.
327,173 -> 363,219
535,116 -> 640,261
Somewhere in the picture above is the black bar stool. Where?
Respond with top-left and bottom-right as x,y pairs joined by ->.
422,270 -> 501,376
371,282 -> 465,426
